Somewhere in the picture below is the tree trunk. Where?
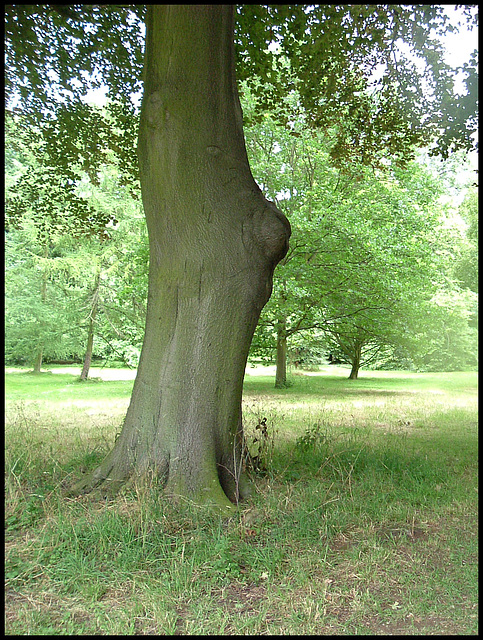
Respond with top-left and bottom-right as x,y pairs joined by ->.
32,244 -> 49,374
32,347 -> 43,374
348,365 -> 359,380
348,343 -> 362,379
80,272 -> 100,381
71,6 -> 290,511
275,319 -> 288,388
80,318 -> 95,380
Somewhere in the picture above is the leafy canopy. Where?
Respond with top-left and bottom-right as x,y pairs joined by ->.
5,4 -> 478,172
236,5 -> 478,163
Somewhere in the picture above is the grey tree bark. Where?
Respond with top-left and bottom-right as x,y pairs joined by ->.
32,347 -> 43,374
275,319 -> 288,388
80,270 -> 100,381
71,5 -> 290,511
32,244 -> 49,374
348,342 -> 362,379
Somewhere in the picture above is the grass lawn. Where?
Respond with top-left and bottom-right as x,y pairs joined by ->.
5,365 -> 478,635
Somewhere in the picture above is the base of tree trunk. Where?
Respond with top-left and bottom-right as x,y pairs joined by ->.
68,457 -> 253,514
274,379 -> 293,389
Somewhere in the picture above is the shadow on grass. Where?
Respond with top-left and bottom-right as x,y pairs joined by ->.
243,375 -> 420,399
243,370 -> 477,399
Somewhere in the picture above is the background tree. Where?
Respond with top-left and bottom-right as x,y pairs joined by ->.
244,96 -> 472,381
407,288 -> 478,371
5,114 -> 111,371
5,227 -> 86,370
452,185 -> 478,296
5,4 -> 478,509
5,115 -> 148,372
73,162 -> 148,374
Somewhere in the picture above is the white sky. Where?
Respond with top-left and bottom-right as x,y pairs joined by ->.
443,6 -> 478,172
441,5 -> 478,92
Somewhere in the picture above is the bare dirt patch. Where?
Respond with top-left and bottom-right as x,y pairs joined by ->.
215,581 -> 268,615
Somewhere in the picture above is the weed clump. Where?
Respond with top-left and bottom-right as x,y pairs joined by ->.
295,422 -> 328,452
243,415 -> 277,476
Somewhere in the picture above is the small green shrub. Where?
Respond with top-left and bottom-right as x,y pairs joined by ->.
295,422 -> 328,452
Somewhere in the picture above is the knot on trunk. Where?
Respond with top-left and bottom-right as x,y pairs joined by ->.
250,198 -> 291,270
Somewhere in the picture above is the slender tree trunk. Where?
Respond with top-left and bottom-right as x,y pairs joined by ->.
32,244 -> 49,374
32,347 -> 43,374
275,319 -> 288,388
348,364 -> 359,379
80,272 -> 101,381
348,343 -> 362,379
80,319 -> 96,380
71,6 -> 290,511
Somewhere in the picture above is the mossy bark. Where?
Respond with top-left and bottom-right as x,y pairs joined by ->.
71,6 -> 290,511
